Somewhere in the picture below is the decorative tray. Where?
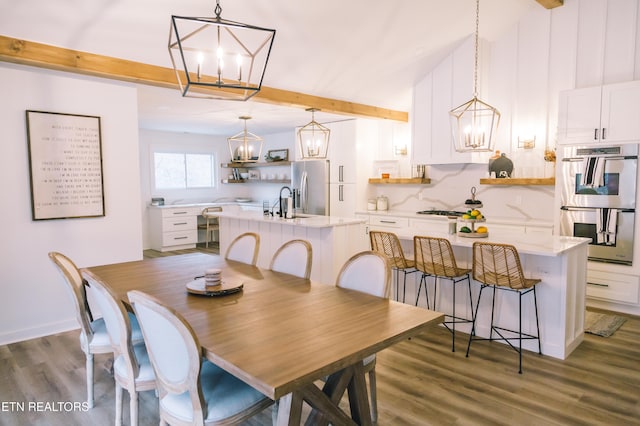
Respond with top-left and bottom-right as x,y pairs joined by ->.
186,278 -> 244,297
457,232 -> 489,238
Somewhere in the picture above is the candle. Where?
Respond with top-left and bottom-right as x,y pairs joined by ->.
197,52 -> 203,80
216,47 -> 224,81
236,54 -> 242,81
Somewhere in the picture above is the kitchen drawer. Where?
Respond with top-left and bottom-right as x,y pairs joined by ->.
161,206 -> 202,218
410,218 -> 446,234
586,270 -> 640,304
162,230 -> 198,247
369,216 -> 409,229
163,215 -> 197,232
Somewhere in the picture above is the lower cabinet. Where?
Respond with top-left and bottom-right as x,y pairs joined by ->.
587,269 -> 640,306
149,206 -> 203,252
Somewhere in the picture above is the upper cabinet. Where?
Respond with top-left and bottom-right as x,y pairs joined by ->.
412,35 -> 489,164
557,80 -> 640,145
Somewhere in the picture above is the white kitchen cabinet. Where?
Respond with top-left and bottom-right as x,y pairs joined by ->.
149,205 -> 202,251
575,0 -> 638,88
327,120 -> 357,184
411,35 -> 488,164
329,183 -> 356,217
586,269 -> 639,305
558,80 -> 640,145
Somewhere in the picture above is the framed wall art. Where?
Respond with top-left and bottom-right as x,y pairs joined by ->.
26,110 -> 105,220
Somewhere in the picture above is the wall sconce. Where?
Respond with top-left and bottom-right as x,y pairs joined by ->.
518,135 -> 536,149
394,144 -> 408,156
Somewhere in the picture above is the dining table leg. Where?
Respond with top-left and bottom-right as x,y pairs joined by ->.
276,392 -> 304,426
302,362 -> 372,426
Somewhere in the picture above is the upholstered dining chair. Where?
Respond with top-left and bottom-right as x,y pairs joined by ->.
225,232 -> 260,265
335,250 -> 391,422
413,236 -> 474,352
48,251 -> 143,409
128,290 -> 273,426
199,207 -> 222,248
85,278 -> 156,426
269,239 -> 313,279
466,242 -> 542,374
369,230 -> 417,303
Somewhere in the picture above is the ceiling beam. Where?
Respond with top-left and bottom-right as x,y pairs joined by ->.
535,0 -> 563,9
0,35 -> 408,122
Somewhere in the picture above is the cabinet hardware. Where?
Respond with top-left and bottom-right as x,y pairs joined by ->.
380,220 -> 397,224
594,128 -> 599,140
174,236 -> 189,240
587,282 -> 609,288
173,211 -> 188,215
173,222 -> 188,226
602,128 -> 606,139
339,165 -> 344,182
339,184 -> 344,201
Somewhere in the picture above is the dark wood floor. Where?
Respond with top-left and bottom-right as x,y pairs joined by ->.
1,247 -> 638,425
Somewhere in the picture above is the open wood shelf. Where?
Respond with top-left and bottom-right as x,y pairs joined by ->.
222,179 -> 290,184
479,177 -> 555,186
368,177 -> 431,184
221,161 -> 291,168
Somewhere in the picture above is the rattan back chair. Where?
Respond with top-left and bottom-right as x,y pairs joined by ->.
413,236 -> 473,352
369,230 -> 417,303
466,242 -> 542,373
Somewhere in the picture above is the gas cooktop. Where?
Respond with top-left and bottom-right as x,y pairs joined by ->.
416,210 -> 465,217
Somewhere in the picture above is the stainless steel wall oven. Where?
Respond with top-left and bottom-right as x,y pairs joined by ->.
560,145 -> 638,265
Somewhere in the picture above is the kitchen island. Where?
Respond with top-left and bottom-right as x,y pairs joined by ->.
402,229 -> 590,360
216,211 -> 368,284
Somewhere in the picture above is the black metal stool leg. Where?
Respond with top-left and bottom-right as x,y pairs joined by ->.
466,284 -> 487,357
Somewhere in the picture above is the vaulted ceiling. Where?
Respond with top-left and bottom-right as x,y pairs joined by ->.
0,0 -> 560,136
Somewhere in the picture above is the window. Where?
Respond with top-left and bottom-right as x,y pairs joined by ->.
153,152 -> 215,189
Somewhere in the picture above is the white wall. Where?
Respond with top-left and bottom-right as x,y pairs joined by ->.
0,63 -> 143,344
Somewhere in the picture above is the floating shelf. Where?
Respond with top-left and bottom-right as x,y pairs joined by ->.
223,179 -> 290,184
221,161 -> 291,168
479,177 -> 555,186
368,177 -> 431,184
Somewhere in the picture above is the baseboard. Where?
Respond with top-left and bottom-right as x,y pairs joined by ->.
0,319 -> 78,346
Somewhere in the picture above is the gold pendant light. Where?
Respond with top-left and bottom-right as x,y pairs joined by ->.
297,108 -> 330,159
227,116 -> 263,162
450,0 -> 500,152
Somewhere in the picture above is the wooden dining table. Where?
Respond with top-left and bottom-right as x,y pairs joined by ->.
81,252 -> 443,425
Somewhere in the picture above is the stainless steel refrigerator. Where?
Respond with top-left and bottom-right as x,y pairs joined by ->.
291,160 -> 330,216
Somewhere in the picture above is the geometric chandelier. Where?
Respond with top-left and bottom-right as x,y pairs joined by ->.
168,0 -> 276,101
228,116 -> 263,163
297,108 -> 330,159
449,0 -> 500,152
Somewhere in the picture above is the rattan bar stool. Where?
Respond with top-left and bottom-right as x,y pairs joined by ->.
413,236 -> 474,352
466,242 -> 542,373
370,230 -> 417,303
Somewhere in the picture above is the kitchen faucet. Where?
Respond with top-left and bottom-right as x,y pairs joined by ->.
279,186 -> 292,218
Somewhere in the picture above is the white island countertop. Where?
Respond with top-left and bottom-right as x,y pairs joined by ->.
396,229 -> 590,257
215,210 -> 365,228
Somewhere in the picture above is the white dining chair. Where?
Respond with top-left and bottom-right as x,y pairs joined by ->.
335,250 -> 391,422
85,278 -> 156,426
48,251 -> 143,409
128,290 -> 273,426
225,232 -> 260,265
269,239 -> 313,279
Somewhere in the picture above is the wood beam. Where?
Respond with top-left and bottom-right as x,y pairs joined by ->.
0,35 -> 408,122
535,0 -> 563,9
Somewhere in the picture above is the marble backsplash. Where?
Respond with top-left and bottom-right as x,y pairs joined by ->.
366,163 -> 557,223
